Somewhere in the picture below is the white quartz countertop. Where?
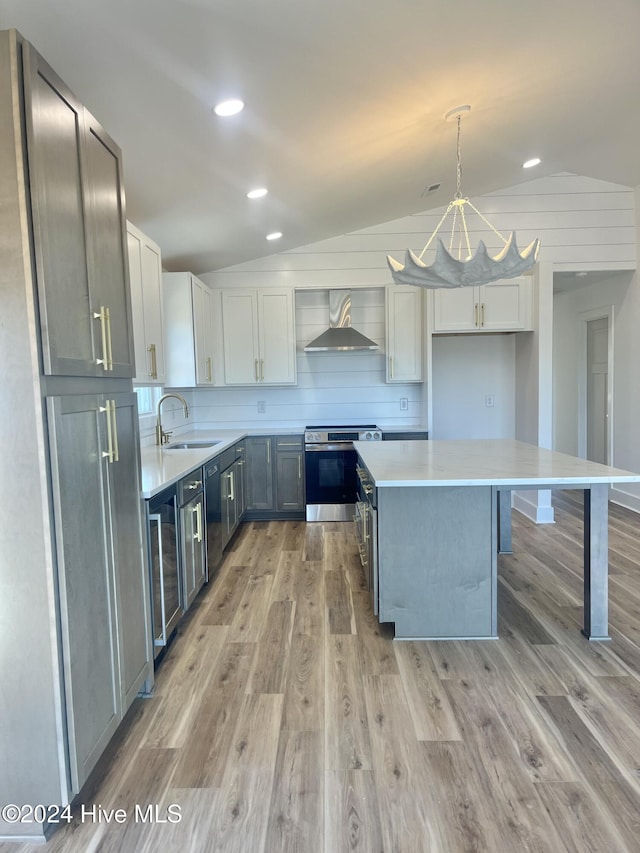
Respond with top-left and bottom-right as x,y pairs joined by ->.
140,430 -> 247,498
354,439 -> 640,488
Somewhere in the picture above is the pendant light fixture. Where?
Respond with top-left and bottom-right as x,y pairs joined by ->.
386,106 -> 540,289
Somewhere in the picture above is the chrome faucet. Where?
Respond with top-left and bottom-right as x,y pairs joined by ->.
156,393 -> 189,445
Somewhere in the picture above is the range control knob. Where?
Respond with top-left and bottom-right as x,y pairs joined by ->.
373,431 -> 381,440
365,431 -> 372,440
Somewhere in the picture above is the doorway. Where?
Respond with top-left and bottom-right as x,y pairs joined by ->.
578,308 -> 614,464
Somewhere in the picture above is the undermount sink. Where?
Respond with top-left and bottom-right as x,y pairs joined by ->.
165,441 -> 221,450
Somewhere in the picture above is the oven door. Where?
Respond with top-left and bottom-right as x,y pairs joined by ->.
304,443 -> 358,521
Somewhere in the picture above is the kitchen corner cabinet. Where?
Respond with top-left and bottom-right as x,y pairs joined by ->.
432,277 -> 533,333
47,392 -> 151,792
385,285 -> 423,382
163,272 -> 216,386
245,435 -> 305,517
127,221 -> 166,384
221,288 -> 297,385
24,43 -> 134,379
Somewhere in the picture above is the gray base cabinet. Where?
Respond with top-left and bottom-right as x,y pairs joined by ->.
245,435 -> 305,518
221,443 -> 246,547
245,436 -> 275,511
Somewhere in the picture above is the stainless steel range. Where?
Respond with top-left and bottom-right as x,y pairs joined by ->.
304,424 -> 382,521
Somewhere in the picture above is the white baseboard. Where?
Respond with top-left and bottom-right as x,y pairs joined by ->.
610,486 -> 640,514
512,491 -> 556,524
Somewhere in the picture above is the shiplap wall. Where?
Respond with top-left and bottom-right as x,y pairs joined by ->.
193,172 -> 634,431
185,288 -> 422,430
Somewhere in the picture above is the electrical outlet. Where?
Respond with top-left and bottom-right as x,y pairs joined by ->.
400,398 -> 409,411
257,401 -> 266,413
485,394 -> 495,408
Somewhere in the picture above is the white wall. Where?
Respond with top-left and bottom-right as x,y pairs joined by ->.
553,265 -> 640,511
431,335 -> 516,439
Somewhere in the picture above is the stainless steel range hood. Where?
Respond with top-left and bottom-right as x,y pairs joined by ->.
304,290 -> 379,351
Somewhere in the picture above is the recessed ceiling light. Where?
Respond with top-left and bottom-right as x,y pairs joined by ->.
266,231 -> 282,241
523,157 -> 541,169
247,187 -> 268,199
213,98 -> 244,117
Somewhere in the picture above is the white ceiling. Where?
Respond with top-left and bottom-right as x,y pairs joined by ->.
2,0 -> 640,275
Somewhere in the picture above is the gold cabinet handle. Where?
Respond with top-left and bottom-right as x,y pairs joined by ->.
255,359 -> 259,382
100,401 -> 114,463
481,303 -> 485,327
94,307 -> 114,371
260,359 -> 264,382
389,356 -> 394,379
110,400 -> 119,462
94,307 -> 109,370
105,307 -> 113,370
474,303 -> 479,327
206,356 -> 212,382
148,343 -> 157,379
229,469 -> 235,502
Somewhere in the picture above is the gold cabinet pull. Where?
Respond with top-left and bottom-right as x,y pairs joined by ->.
229,470 -> 235,502
474,303 -> 479,327
481,303 -> 485,327
94,307 -> 109,370
94,307 -> 114,370
260,359 -> 264,382
389,356 -> 394,379
100,400 -> 119,462
206,356 -> 212,382
100,402 -> 114,463
105,307 -> 113,370
148,343 -> 157,379
255,359 -> 259,382
110,400 -> 119,462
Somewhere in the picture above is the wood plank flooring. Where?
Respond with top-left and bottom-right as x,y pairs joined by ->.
5,494 -> 640,852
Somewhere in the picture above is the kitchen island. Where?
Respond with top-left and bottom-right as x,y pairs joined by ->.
354,439 -> 640,641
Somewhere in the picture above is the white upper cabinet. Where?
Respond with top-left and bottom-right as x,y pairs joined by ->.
432,277 -> 533,333
221,288 -> 296,385
385,285 -> 423,383
163,272 -> 216,387
127,221 -> 165,384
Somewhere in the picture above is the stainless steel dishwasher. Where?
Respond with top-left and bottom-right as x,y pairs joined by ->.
205,458 -> 223,580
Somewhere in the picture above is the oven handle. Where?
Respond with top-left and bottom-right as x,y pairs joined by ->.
305,443 -> 355,452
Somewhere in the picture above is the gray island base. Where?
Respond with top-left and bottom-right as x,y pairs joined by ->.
354,439 -> 640,642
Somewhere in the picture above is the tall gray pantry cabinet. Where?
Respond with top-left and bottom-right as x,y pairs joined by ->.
0,30 -> 153,842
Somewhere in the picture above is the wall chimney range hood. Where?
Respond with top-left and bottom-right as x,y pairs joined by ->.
304,290 -> 379,351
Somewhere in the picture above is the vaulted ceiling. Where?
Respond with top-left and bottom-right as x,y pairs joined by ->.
1,0 -> 639,274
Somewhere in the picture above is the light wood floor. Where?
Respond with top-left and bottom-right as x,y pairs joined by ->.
6,493 -> 640,852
